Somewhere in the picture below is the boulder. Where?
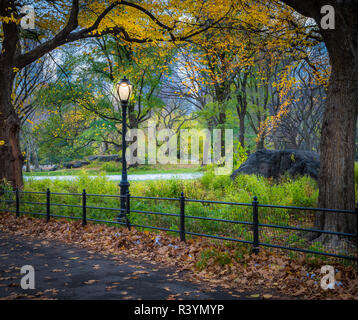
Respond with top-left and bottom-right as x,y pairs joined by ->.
63,160 -> 90,169
48,165 -> 58,172
231,149 -> 320,180
88,154 -> 120,162
88,155 -> 98,161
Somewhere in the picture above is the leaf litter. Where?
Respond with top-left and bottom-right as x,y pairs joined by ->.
0,213 -> 357,300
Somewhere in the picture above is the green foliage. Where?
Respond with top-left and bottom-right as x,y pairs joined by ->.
196,248 -> 232,270
15,172 -> 322,254
229,173 -> 318,208
201,171 -> 232,190
85,160 -> 102,169
143,179 -> 184,198
0,180 -> 14,212
233,141 -> 248,170
33,80 -> 102,164
21,171 -> 318,211
101,162 -> 121,172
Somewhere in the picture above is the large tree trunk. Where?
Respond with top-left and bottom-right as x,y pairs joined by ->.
0,1 -> 23,189
0,70 -> 24,189
315,3 -> 358,243
316,49 -> 358,240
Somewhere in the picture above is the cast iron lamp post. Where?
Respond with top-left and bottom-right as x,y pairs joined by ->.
116,77 -> 133,220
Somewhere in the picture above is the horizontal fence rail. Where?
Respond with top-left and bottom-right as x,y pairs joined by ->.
0,188 -> 357,264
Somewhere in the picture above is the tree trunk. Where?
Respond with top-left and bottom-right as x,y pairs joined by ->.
236,73 -> 248,148
0,2 -> 23,189
255,111 -> 266,150
315,18 -> 358,244
316,59 -> 358,239
33,147 -> 40,170
25,145 -> 31,172
256,138 -> 265,150
238,113 -> 245,148
217,108 -> 226,158
0,70 -> 24,189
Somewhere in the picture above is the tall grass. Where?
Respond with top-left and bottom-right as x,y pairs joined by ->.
4,171 -> 317,238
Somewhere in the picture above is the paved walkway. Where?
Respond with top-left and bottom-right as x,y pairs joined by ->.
0,231 -> 262,300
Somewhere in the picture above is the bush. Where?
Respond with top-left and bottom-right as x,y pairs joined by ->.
85,160 -> 101,168
201,171 -> 232,190
101,161 -> 121,172
196,248 -> 232,270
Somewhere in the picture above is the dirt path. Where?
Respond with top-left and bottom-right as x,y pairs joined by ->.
0,231 -> 269,300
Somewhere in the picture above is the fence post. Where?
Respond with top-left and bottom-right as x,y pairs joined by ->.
125,191 -> 131,231
46,188 -> 50,222
252,196 -> 259,254
82,189 -> 87,226
180,192 -> 186,242
15,187 -> 19,218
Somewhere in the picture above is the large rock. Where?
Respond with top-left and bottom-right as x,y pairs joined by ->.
63,160 -> 90,169
88,155 -> 120,162
48,165 -> 58,172
231,149 -> 320,180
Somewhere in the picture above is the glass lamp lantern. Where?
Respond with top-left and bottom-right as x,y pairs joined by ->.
116,77 -> 133,103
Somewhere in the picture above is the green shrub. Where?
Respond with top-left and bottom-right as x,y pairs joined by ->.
101,161 -> 121,172
0,179 -> 14,212
196,248 -> 232,270
85,160 -> 101,168
201,171 -> 214,189
201,171 -> 232,190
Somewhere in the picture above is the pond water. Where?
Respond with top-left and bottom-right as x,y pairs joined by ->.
24,172 -> 204,182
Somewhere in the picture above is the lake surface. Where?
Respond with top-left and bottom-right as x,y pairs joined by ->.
24,172 -> 204,182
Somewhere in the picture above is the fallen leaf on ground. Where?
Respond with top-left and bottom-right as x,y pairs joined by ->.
83,280 -> 98,285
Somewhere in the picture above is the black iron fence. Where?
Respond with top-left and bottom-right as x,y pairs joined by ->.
0,188 -> 357,264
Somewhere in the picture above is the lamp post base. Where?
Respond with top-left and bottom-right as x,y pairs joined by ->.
118,180 -> 130,221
